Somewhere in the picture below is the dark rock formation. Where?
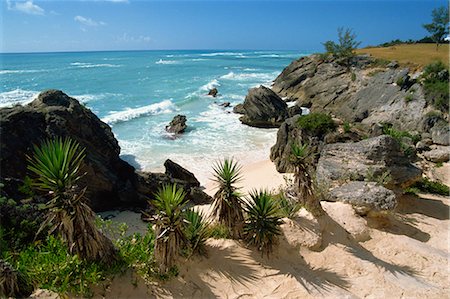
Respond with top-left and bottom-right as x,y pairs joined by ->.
328,181 -> 397,215
316,135 -> 422,189
239,85 -> 288,128
208,88 -> 218,97
166,114 -> 187,134
0,90 -> 211,211
219,102 -> 231,108
164,159 -> 200,188
233,103 -> 245,114
271,55 -> 435,133
287,104 -> 303,117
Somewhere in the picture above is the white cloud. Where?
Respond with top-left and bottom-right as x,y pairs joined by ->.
74,15 -> 106,27
6,0 -> 45,15
116,33 -> 152,43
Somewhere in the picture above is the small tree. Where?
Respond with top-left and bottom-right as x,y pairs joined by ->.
423,6 -> 449,50
323,27 -> 361,68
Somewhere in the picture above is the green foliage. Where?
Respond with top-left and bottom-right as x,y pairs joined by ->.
4,236 -> 118,297
351,72 -> 356,81
184,209 -> 210,256
435,161 -> 444,168
365,168 -> 392,186
422,6 -> 449,48
381,124 -> 420,158
152,184 -> 188,274
405,93 -> 414,102
18,176 -> 35,197
343,122 -> 352,133
274,192 -> 302,219
396,77 -> 405,87
243,190 -> 283,257
323,27 -> 361,67
209,223 -> 230,239
27,137 -> 86,196
297,112 -> 336,137
0,259 -> 33,298
410,178 -> 449,196
421,60 -> 449,112
211,158 -> 245,239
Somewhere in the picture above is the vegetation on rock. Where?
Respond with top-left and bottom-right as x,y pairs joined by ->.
297,112 -> 336,137
323,27 -> 361,68
421,60 -> 449,112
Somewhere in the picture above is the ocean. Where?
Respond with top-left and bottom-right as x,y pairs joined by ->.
0,50 -> 308,183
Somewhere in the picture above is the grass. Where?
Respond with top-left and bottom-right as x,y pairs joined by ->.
355,44 -> 449,70
405,178 -> 449,196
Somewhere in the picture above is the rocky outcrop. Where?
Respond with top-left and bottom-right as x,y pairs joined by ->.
233,103 -> 245,114
239,85 -> 288,128
316,135 -> 422,189
166,114 -> 187,134
272,55 -> 435,133
328,182 -> 397,215
208,88 -> 218,97
423,146 -> 450,163
430,121 -> 449,146
0,90 -> 211,211
164,159 -> 200,188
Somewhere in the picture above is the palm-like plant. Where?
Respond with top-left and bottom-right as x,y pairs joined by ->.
211,158 -> 245,239
27,137 -> 116,264
243,190 -> 283,257
152,184 -> 188,274
290,143 -> 324,217
184,208 -> 210,257
0,259 -> 33,298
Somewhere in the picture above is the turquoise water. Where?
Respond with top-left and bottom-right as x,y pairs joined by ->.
1,50 -> 307,182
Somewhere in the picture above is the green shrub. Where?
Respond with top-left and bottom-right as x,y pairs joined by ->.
411,178 -> 449,196
343,121 -> 351,133
381,124 -> 420,158
405,93 -> 414,102
396,77 -> 405,87
184,209 -> 210,257
421,61 -> 449,112
209,223 -> 230,239
297,113 -> 336,137
351,72 -> 356,81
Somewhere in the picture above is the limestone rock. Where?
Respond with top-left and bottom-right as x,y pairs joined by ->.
423,146 -> 450,163
164,159 -> 200,188
431,122 -> 449,146
316,135 -> 422,189
239,85 -> 288,128
166,114 -> 187,134
328,181 -> 397,215
233,103 -> 245,114
280,209 -> 322,251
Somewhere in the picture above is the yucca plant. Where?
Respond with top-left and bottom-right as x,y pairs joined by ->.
275,192 -> 302,219
184,208 -> 210,257
211,158 -> 245,239
243,190 -> 283,257
152,184 -> 188,274
0,259 -> 33,298
27,137 -> 117,264
290,142 -> 324,217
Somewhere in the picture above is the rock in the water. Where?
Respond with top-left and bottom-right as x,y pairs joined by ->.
166,114 -> 187,134
239,85 -> 288,128
423,146 -> 450,163
328,181 -> 397,215
0,90 -> 141,211
233,103 -> 245,114
316,135 -> 422,189
219,102 -> 231,108
208,88 -> 218,97
164,159 -> 200,188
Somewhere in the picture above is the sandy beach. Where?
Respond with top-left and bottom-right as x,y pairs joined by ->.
86,160 -> 450,299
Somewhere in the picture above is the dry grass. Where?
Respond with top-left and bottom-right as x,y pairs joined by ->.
356,43 -> 449,71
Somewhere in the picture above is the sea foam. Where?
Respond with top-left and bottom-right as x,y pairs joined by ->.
101,99 -> 176,124
0,89 -> 38,107
155,59 -> 179,65
70,62 -> 122,68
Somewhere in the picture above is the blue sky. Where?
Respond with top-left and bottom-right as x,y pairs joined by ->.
1,0 -> 447,53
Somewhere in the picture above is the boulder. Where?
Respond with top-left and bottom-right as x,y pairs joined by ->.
219,102 -> 231,108
166,114 -> 187,134
208,88 -> 218,97
239,85 -> 288,128
233,103 -> 245,114
164,159 -> 200,188
287,104 -> 303,117
316,135 -> 422,189
387,61 -> 399,69
423,146 -> 450,163
328,181 -> 397,215
431,122 -> 449,145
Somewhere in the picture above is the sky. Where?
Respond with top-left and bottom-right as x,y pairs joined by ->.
1,0 -> 447,53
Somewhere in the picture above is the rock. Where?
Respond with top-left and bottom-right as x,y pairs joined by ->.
415,140 -> 431,152
239,85 -> 288,128
219,102 -> 231,108
0,90 -> 141,211
164,159 -> 200,188
321,202 -> 371,241
387,61 -> 399,69
208,88 -> 218,97
423,146 -> 450,163
431,122 -> 449,145
166,114 -> 187,134
189,187 -> 213,205
233,103 -> 245,114
287,104 -> 303,117
328,181 -> 397,215
316,135 -> 422,189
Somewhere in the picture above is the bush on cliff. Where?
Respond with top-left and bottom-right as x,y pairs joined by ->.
297,113 -> 336,137
421,60 -> 449,112
323,27 -> 361,68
